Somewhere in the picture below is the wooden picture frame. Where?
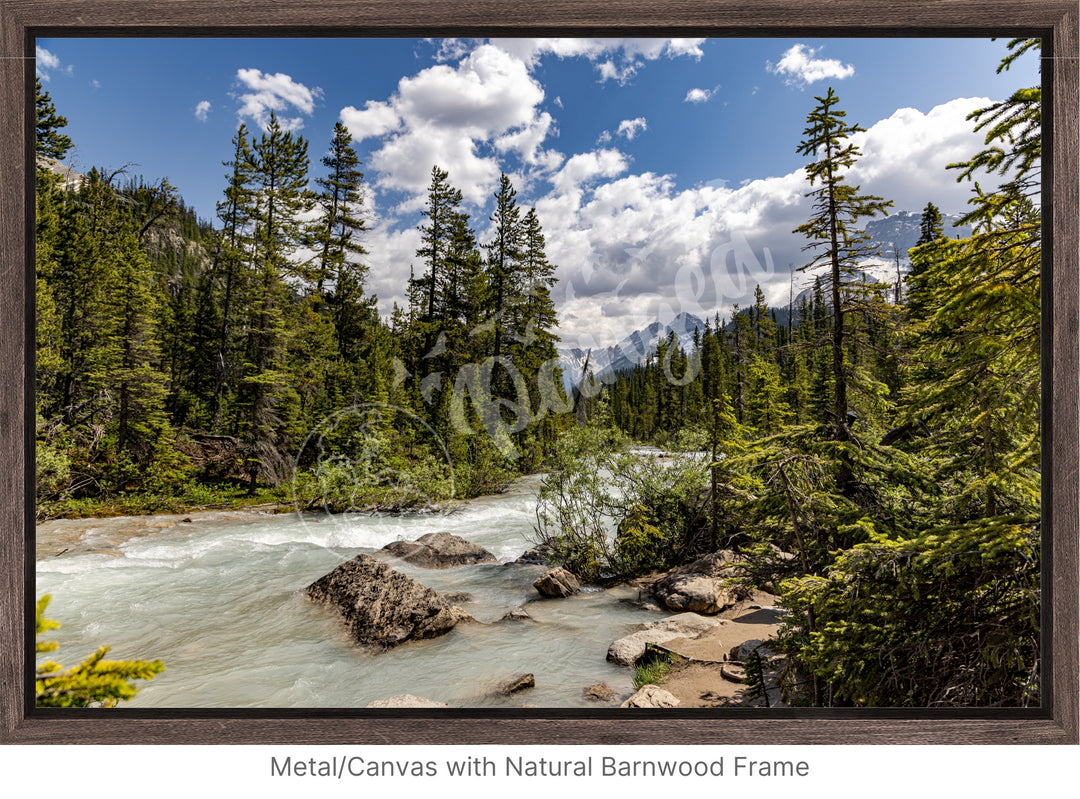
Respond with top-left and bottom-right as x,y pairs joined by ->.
1,0 -> 1076,745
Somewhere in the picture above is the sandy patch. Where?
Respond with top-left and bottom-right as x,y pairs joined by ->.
651,590 -> 788,707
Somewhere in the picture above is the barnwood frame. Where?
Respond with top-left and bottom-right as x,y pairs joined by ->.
0,0 -> 1076,745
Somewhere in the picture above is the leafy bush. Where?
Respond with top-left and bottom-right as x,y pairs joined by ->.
534,427 -> 710,580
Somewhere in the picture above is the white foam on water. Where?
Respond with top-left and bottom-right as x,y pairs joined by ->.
35,477 -> 654,708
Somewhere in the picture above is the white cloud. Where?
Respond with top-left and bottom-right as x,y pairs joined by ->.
194,100 -> 211,122
340,100 -> 401,142
616,117 -> 647,141
350,44 -> 550,206
848,97 -> 995,211
534,98 -> 990,346
234,68 -> 322,131
348,39 -> 989,348
767,44 -> 855,87
490,38 -> 704,83
36,46 -> 72,81
90,79 -> 101,90
684,88 -> 714,103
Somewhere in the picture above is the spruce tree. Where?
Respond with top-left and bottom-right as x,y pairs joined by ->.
484,173 -> 522,362
794,87 -> 892,444
308,122 -> 368,309
916,201 -> 944,246
240,112 -> 313,488
35,78 -> 73,161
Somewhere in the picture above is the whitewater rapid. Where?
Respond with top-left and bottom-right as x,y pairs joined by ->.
35,476 -> 660,708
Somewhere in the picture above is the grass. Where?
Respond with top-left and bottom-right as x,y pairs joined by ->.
632,649 -> 677,690
37,482 -> 289,521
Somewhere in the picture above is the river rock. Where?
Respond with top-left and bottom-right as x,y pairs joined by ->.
497,673 -> 535,695
650,550 -> 748,614
501,606 -> 533,622
621,685 -> 680,708
515,542 -> 552,565
450,605 -> 478,625
381,532 -> 497,569
583,682 -> 618,702
607,612 -> 723,666
444,591 -> 474,604
533,567 -> 581,597
729,639 -> 778,662
306,553 -> 459,649
366,694 -> 449,708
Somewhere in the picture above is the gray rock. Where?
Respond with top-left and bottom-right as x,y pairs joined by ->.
497,673 -> 535,695
501,607 -> 533,622
651,550 -> 748,614
444,591 -> 474,604
621,685 -> 680,708
728,639 -> 777,662
366,694 -> 449,708
306,553 -> 459,649
514,544 -> 552,565
533,566 -> 581,597
381,532 -> 498,569
607,612 -> 722,666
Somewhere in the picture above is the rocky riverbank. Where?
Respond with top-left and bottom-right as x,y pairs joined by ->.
306,529 -> 789,708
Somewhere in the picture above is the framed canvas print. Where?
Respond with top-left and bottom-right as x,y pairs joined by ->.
1,0 -> 1076,745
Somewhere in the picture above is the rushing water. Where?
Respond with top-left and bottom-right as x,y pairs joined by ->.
35,475 -> 665,708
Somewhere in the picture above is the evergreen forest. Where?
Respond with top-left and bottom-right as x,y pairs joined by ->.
34,37 -> 1042,707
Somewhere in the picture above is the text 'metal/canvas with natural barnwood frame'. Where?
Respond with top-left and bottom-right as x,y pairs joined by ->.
0,1 -> 1075,747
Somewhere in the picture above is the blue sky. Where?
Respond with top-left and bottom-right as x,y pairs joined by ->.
36,36 -> 1039,347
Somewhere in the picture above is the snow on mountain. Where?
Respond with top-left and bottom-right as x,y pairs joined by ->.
557,312 -> 706,393
555,211 -> 973,393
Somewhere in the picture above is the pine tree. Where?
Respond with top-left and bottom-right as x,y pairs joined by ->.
915,201 -> 944,246
35,78 -> 73,161
308,122 -> 368,312
794,87 -> 893,446
484,173 -> 522,362
209,124 -> 256,430
240,112 -> 313,488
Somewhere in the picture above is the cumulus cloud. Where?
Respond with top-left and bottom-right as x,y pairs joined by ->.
36,46 -> 72,81
847,97 -> 995,212
489,38 -> 704,83
194,100 -> 211,122
767,44 -> 855,87
345,44 -> 550,207
534,99 -> 990,346
616,117 -> 647,141
347,39 -> 988,347
684,87 -> 714,103
340,100 -> 401,142
234,68 -> 322,131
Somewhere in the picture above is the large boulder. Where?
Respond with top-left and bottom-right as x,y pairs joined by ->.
621,685 -> 680,708
381,532 -> 497,569
307,554 -> 460,649
533,567 -> 581,597
607,612 -> 722,666
650,550 -> 748,614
